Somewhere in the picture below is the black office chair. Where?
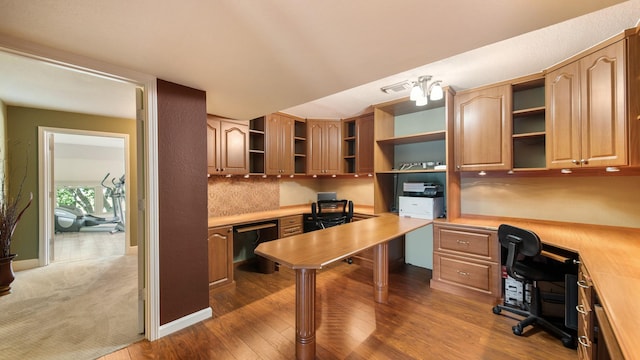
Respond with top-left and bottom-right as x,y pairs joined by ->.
492,224 -> 575,348
311,199 -> 353,229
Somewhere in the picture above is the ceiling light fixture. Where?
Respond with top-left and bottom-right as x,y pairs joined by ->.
409,75 -> 444,106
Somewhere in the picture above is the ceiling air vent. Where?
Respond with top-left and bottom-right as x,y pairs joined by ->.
380,80 -> 412,94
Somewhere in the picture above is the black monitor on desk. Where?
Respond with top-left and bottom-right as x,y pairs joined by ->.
317,192 -> 337,201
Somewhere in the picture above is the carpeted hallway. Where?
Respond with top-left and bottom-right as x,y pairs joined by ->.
0,232 -> 142,360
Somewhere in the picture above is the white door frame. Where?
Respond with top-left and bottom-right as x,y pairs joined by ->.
0,35 -> 161,341
38,127 -> 131,264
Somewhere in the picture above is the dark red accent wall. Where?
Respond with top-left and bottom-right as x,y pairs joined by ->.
156,79 -> 209,325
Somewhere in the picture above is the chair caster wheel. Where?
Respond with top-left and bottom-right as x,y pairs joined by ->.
492,306 -> 501,315
512,325 -> 523,336
562,337 -> 576,349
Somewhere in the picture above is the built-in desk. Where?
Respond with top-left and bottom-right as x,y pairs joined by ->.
255,213 -> 430,360
438,216 -> 640,360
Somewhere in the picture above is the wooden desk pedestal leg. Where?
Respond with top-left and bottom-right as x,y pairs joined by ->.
373,242 -> 389,303
295,268 -> 316,360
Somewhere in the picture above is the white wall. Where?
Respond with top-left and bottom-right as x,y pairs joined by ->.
54,142 -> 124,186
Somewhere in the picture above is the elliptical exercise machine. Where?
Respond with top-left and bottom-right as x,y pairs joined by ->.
54,173 -> 125,234
103,173 -> 125,234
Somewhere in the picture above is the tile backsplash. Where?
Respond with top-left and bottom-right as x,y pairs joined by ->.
208,176 -> 374,217
207,176 -> 280,217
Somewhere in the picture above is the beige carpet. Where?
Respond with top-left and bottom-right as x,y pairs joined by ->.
0,254 -> 143,360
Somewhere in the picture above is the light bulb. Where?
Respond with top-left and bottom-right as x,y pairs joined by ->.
415,94 -> 428,106
409,83 -> 423,101
430,82 -> 443,100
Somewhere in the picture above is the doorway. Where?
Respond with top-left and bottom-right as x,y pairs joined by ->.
44,130 -> 128,263
0,40 -> 159,343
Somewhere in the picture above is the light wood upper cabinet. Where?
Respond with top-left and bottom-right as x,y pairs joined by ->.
208,225 -> 234,288
546,40 -> 627,169
307,119 -> 342,175
454,84 -> 512,171
207,115 -> 249,175
262,112 -> 307,175
265,113 -> 294,175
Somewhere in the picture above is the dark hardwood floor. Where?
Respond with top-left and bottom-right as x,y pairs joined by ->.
102,261 -> 576,359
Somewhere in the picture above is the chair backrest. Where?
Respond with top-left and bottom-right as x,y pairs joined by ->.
311,200 -> 353,229
498,224 -> 542,282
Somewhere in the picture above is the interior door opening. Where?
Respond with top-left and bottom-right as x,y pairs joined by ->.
41,129 -> 130,264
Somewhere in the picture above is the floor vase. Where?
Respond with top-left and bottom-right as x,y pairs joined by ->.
0,254 -> 17,296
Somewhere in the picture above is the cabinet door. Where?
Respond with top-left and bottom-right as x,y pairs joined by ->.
325,121 -> 342,174
265,114 -> 294,175
546,62 -> 582,169
455,84 -> 512,171
580,40 -> 627,167
206,119 -> 220,174
307,119 -> 325,175
208,226 -> 233,287
307,119 -> 342,175
356,115 -> 374,174
220,120 -> 249,174
280,115 -> 295,175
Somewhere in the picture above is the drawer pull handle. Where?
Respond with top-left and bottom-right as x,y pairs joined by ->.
456,240 -> 470,245
577,336 -> 591,348
457,271 -> 470,277
576,304 -> 588,315
577,280 -> 590,289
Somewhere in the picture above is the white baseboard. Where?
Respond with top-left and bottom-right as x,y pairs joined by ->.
157,307 -> 212,339
13,258 -> 39,271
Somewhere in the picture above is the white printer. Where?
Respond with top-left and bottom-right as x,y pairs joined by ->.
398,182 -> 444,220
399,196 -> 444,220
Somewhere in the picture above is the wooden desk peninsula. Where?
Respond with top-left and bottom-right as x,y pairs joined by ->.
255,213 -> 430,360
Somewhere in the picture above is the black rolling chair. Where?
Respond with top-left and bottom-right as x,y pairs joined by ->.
492,224 -> 575,348
311,199 -> 353,229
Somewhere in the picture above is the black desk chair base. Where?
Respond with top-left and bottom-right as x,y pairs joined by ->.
493,224 -> 577,349
492,289 -> 576,349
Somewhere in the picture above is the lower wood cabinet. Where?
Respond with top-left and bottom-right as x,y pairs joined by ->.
279,214 -> 303,238
208,225 -> 234,290
577,262 -> 595,359
577,262 -> 623,360
430,223 -> 501,303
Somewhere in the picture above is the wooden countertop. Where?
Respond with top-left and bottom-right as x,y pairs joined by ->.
255,213 -> 430,269
437,216 -> 640,360
207,205 -> 374,228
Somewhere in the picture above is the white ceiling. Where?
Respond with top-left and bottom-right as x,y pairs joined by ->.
0,0 -> 638,121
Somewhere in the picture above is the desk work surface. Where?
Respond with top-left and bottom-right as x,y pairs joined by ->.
438,216 -> 640,360
255,213 -> 431,270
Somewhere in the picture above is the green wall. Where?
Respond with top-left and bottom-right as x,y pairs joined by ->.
6,106 -> 138,260
1,100 -> 6,181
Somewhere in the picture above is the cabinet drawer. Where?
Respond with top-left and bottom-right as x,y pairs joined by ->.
280,214 -> 303,226
435,225 -> 498,261
280,225 -> 303,238
279,215 -> 303,238
576,262 -> 594,358
433,253 -> 499,295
